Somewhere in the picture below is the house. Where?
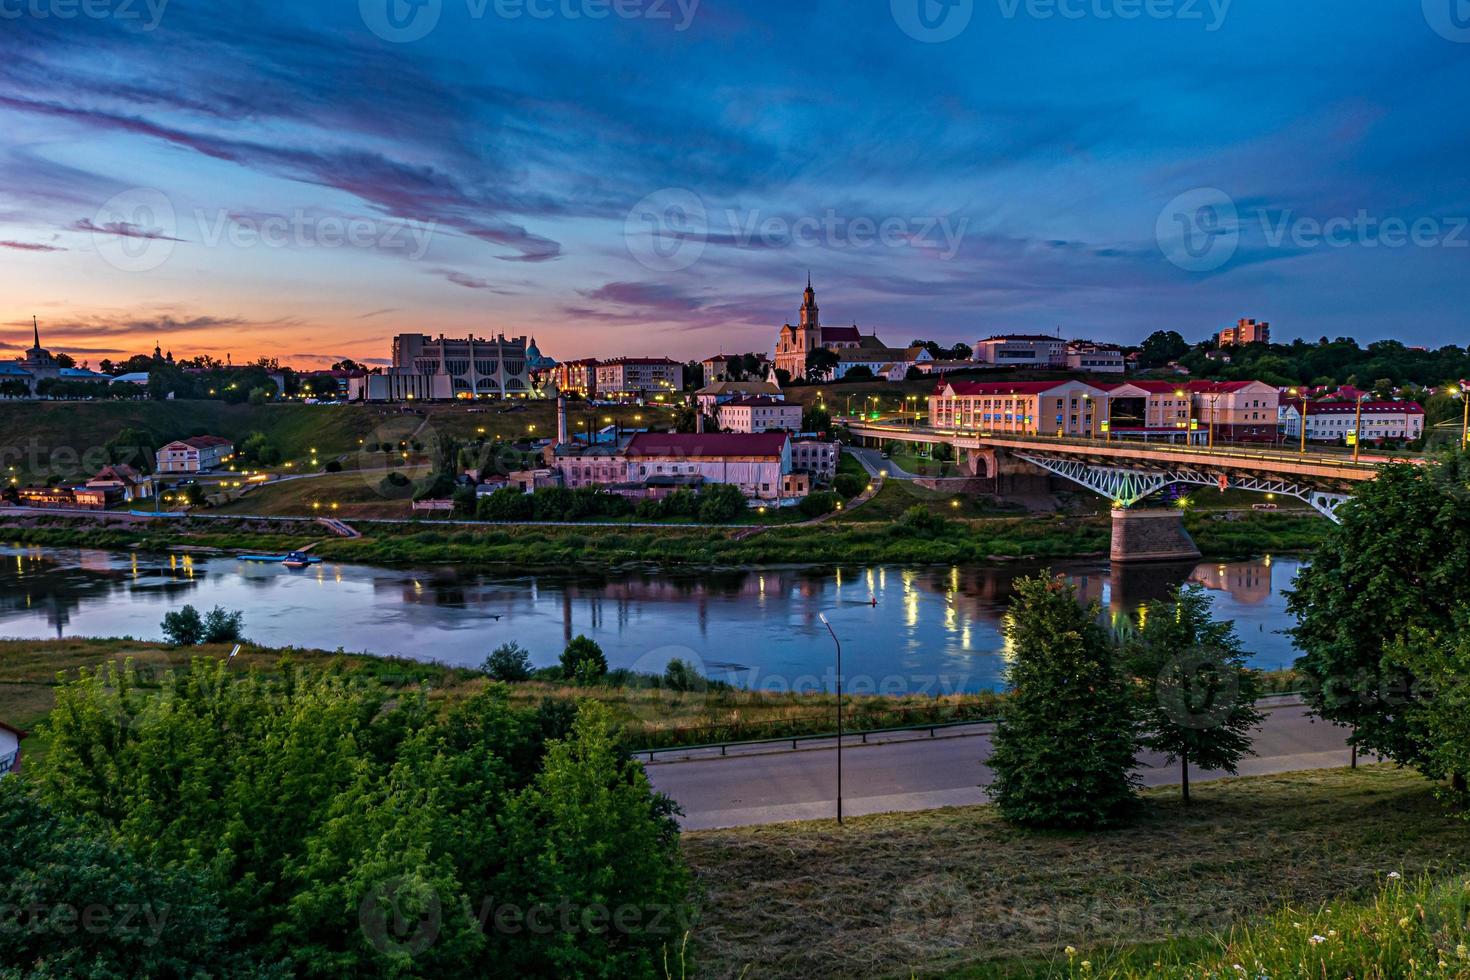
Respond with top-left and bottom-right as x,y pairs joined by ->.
929,381 -> 1112,437
155,436 -> 235,474
1282,401 -> 1425,443
791,439 -> 840,480
717,396 -> 803,434
0,722 -> 24,777
695,380 -> 784,415
1066,344 -> 1126,374
85,464 -> 153,503
625,432 -> 796,501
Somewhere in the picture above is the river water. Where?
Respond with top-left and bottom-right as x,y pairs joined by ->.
0,546 -> 1304,694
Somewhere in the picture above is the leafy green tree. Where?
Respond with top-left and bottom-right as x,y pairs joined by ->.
201,606 -> 246,644
1127,586 -> 1264,803
478,486 -> 534,521
804,348 -> 839,382
0,780 -> 264,978
1394,613 -> 1470,805
698,483 -> 747,523
1287,452 -> 1470,783
797,490 -> 840,518
560,635 -> 609,683
988,573 -> 1139,829
104,426 -> 158,473
483,642 -> 534,682
833,473 -> 866,499
161,604 -> 204,646
1138,330 -> 1189,368
497,702 -> 690,978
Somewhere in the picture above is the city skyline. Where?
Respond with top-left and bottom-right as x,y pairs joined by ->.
2,2 -> 1467,366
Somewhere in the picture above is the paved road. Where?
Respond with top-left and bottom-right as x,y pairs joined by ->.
646,702 -> 1360,830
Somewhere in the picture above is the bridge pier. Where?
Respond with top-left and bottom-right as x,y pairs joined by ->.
1110,507 -> 1202,564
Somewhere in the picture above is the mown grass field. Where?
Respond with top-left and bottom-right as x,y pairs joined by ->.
682,766 -> 1470,979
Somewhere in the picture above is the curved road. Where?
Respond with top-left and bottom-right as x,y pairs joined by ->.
646,701 -> 1364,830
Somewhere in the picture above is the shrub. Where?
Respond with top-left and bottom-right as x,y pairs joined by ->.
833,473 -> 866,499
635,498 -> 664,520
482,642 -> 534,682
478,487 -> 533,521
663,658 -> 707,693
161,605 -> 204,646
323,459 -> 343,473
560,635 -> 609,683
798,491 -> 840,518
698,483 -> 748,523
894,504 -> 950,537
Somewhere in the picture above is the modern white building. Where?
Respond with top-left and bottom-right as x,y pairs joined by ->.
973,335 -> 1068,368
348,372 -> 454,402
595,357 -> 684,398
391,333 -> 538,398
155,436 -> 235,474
1282,401 -> 1426,443
1066,344 -> 1127,374
717,396 -> 803,434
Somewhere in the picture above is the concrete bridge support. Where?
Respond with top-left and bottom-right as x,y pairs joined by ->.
1110,507 -> 1202,564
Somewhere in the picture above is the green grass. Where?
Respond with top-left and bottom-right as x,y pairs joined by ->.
682,766 -> 1470,979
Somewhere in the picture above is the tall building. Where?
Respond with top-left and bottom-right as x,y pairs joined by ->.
1219,318 -> 1271,347
594,357 -> 684,398
773,277 -> 866,379
390,333 -> 537,398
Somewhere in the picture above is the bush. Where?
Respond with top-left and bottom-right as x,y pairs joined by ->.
323,459 -> 343,473
893,504 -> 950,537
635,498 -> 664,520
377,470 -> 411,498
797,491 -> 840,518
663,658 -> 707,693
698,483 -> 748,523
833,473 -> 866,499
560,635 -> 609,683
478,486 -> 533,521
161,605 -> 204,646
482,642 -> 534,682
201,607 -> 245,644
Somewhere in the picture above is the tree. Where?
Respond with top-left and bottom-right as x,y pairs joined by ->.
1138,330 -> 1189,369
1394,613 -> 1470,805
1287,451 -> 1470,783
843,365 -> 874,381
1127,586 -> 1264,803
201,607 -> 246,644
560,635 -> 609,683
483,642 -> 534,682
987,573 -> 1139,829
801,405 -> 831,433
478,486 -> 533,521
797,490 -> 840,518
804,348 -> 839,382
161,605 -> 204,646
0,781 -> 260,978
698,482 -> 747,523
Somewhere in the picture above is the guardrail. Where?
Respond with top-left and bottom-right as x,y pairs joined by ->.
632,691 -> 1311,761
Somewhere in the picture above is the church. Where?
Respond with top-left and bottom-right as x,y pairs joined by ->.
773,278 -> 905,381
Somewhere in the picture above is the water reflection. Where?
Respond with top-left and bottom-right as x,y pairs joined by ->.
0,545 -> 1305,693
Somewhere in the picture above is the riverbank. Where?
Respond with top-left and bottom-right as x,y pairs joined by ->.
0,508 -> 1327,569
0,639 -> 1009,757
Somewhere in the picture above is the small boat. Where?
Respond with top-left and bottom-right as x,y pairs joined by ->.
237,551 -> 323,567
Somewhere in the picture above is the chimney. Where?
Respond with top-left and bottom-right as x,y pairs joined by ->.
696,410 -> 705,434
557,396 -> 569,445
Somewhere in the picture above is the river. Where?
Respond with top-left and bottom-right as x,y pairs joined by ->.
0,545 -> 1304,694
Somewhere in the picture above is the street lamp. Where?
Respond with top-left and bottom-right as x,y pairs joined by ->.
817,612 -> 844,826
1288,388 -> 1308,454
1453,386 -> 1470,448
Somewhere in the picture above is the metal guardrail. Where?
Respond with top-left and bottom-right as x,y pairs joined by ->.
632,691 -> 1311,761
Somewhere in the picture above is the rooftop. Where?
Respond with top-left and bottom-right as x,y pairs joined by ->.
626,432 -> 789,458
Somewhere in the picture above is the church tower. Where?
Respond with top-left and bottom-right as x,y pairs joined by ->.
799,273 -> 819,333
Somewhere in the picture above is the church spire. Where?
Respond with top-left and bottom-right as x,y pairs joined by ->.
32,316 -> 39,350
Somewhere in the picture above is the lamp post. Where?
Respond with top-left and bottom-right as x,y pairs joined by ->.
818,612 -> 844,826
1289,388 -> 1308,454
1353,393 -> 1366,464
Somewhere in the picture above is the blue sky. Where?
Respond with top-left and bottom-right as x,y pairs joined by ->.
0,0 -> 1466,366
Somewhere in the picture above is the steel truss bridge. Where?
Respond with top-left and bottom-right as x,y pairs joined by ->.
845,422 -> 1390,523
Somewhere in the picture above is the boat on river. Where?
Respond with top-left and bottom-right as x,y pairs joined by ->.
237,551 -> 322,568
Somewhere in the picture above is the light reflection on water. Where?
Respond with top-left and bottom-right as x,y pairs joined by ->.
0,545 -> 1305,694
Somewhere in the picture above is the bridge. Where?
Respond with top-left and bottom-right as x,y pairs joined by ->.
844,421 -> 1385,561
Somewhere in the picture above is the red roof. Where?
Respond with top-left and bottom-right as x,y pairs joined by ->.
935,381 -> 1083,396
720,396 -> 793,408
600,357 -> 680,366
183,436 -> 233,449
1302,401 -> 1424,416
1185,380 -> 1269,394
626,432 -> 789,458
90,464 -> 145,484
1104,381 -> 1187,394
821,326 -> 862,343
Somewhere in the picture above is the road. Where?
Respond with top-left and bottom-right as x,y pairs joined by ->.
646,701 -> 1361,830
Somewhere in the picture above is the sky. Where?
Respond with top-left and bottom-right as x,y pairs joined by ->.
1,0 -> 1467,369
